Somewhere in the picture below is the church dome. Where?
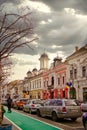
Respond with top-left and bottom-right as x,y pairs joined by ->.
40,53 -> 48,58
32,68 -> 37,72
53,56 -> 62,61
27,70 -> 31,74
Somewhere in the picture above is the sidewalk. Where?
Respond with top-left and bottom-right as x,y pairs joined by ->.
2,116 -> 20,130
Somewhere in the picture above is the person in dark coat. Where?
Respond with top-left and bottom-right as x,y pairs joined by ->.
7,95 -> 12,112
82,112 -> 87,130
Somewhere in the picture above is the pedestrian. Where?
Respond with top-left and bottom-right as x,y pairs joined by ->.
7,95 -> 12,113
82,112 -> 87,130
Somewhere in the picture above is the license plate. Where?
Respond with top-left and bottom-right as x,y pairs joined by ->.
72,110 -> 78,112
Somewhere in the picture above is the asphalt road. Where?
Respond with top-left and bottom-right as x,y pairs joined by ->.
14,109 -> 85,130
4,107 -> 85,130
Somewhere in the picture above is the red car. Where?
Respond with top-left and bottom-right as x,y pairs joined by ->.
13,98 -> 28,110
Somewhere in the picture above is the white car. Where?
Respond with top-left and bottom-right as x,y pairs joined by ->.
23,99 -> 42,114
2,98 -> 7,106
37,99 -> 82,121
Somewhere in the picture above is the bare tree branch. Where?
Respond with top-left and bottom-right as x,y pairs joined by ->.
0,7 -> 38,99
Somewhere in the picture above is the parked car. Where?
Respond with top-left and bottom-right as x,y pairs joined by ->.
23,99 -> 43,114
12,98 -> 19,108
13,98 -> 28,110
74,99 -> 83,106
81,102 -> 87,112
37,99 -> 82,121
2,98 -> 7,106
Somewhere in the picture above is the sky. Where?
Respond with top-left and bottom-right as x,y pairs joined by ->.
0,0 -> 87,82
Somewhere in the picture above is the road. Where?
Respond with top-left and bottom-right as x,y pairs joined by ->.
24,113 -> 84,130
5,107 -> 84,130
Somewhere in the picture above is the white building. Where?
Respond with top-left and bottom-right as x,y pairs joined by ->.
66,45 -> 87,101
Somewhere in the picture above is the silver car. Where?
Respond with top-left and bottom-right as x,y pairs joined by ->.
37,99 -> 82,121
23,99 -> 42,114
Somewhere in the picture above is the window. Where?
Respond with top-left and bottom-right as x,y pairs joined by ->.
45,101 -> 50,106
82,66 -> 86,77
49,100 -> 55,106
62,76 -> 64,84
44,81 -> 45,87
47,80 -> 48,86
33,82 -> 34,89
74,69 -> 77,79
55,100 -> 62,106
51,77 -> 54,85
40,80 -> 41,88
70,70 -> 73,79
65,100 -> 77,106
58,77 -> 60,85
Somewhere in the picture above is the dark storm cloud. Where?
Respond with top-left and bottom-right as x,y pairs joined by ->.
34,9 -> 87,56
0,0 -> 23,5
32,0 -> 87,14
1,0 -> 87,58
13,44 -> 39,55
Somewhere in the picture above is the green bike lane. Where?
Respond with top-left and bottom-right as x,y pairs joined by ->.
4,108 -> 63,130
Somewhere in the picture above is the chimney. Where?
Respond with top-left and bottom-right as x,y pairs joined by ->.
75,46 -> 79,52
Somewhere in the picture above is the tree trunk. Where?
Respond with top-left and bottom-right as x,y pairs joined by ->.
0,100 -> 3,125
0,85 -> 3,125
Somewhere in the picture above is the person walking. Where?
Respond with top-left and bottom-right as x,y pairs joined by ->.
7,95 -> 12,113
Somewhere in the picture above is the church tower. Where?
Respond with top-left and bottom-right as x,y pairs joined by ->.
39,53 -> 49,71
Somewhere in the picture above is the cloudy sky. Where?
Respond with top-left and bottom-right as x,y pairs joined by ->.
1,0 -> 87,81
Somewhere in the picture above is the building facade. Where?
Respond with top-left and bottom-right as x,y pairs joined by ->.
3,45 -> 87,101
66,45 -> 87,101
42,56 -> 67,99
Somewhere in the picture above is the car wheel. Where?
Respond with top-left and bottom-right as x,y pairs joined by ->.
29,108 -> 32,114
23,107 -> 25,112
37,109 -> 41,117
52,112 -> 58,121
71,117 -> 77,121
16,106 -> 19,110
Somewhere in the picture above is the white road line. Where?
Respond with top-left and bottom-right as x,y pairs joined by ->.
12,109 -> 64,130
4,116 -> 22,130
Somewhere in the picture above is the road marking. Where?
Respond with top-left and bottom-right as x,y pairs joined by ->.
5,107 -> 64,130
13,109 -> 64,130
4,116 -> 22,130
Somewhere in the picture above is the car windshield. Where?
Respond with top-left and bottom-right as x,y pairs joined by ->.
49,100 -> 62,106
65,100 -> 77,106
20,99 -> 28,102
32,100 -> 42,104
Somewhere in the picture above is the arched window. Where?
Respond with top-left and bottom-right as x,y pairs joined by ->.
51,76 -> 54,85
